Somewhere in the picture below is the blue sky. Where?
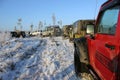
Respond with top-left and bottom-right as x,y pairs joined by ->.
0,0 -> 106,31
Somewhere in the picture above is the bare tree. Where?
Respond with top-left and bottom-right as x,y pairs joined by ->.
44,20 -> 46,26
44,20 -> 47,29
17,18 -> 22,31
38,21 -> 43,31
30,24 -> 33,32
14,26 -> 17,31
52,13 -> 56,26
58,20 -> 62,28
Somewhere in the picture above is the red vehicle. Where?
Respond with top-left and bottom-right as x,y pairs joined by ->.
74,0 -> 120,80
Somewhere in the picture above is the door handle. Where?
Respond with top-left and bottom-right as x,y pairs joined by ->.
105,44 -> 115,50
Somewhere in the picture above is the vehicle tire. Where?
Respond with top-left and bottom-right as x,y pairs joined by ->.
74,45 -> 94,80
69,38 -> 73,43
74,46 -> 81,76
21,34 -> 25,38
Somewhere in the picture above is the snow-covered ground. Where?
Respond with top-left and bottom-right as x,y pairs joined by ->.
0,34 -> 79,80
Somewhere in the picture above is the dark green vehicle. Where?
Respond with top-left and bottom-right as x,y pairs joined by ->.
62,25 -> 73,39
42,25 -> 61,37
70,20 -> 95,41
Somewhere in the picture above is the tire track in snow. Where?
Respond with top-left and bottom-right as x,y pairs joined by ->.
0,37 -> 80,80
0,38 -> 44,80
40,37 -> 78,80
17,39 -> 47,80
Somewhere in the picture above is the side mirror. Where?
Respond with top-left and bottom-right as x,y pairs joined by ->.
86,24 -> 94,35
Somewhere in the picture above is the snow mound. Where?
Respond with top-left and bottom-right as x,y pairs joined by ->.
0,37 -> 80,80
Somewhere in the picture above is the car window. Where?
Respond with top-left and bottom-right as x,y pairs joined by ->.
97,6 -> 119,35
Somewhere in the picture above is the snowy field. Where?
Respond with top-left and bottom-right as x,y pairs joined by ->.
0,32 -> 80,80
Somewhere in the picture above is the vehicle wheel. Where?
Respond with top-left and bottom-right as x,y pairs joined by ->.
22,34 -> 25,38
74,46 -> 81,76
74,45 -> 94,80
69,38 -> 73,43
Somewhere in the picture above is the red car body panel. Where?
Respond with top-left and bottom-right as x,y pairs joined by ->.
86,0 -> 120,80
